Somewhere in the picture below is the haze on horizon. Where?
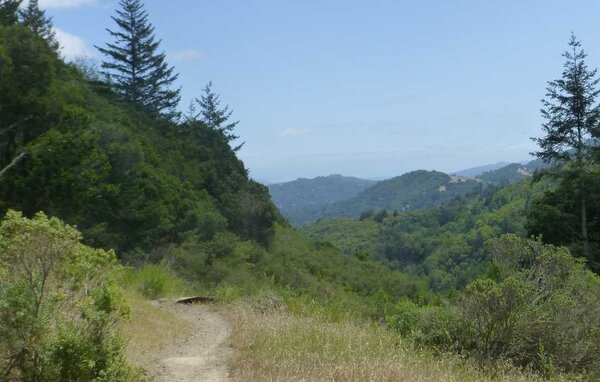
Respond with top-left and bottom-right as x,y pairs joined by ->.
42,0 -> 600,183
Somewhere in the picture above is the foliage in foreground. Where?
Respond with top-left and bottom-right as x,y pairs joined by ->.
389,235 -> 600,378
0,211 -> 140,381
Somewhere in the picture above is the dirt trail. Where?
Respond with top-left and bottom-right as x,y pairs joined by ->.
147,300 -> 234,382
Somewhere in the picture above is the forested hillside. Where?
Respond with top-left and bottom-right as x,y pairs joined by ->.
0,7 -> 280,257
268,174 -> 375,226
454,161 -> 511,177
474,158 -> 553,185
304,179 -> 548,291
318,170 -> 482,220
273,170 -> 484,226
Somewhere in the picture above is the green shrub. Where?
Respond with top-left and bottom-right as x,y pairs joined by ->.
389,235 -> 600,377
459,235 -> 600,375
388,298 -> 455,347
126,263 -> 187,299
0,210 -> 141,381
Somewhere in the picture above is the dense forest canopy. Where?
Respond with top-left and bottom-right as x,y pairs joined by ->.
0,0 -> 280,257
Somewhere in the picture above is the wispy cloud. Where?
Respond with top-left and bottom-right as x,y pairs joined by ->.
39,0 -> 97,8
278,128 -> 311,138
54,28 -> 95,61
171,49 -> 203,62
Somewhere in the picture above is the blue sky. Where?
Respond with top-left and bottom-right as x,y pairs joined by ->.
41,0 -> 600,182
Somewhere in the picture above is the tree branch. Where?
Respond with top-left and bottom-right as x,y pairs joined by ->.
0,152 -> 27,179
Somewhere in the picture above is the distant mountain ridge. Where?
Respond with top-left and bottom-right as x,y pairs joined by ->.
268,175 -> 376,226
319,170 -> 481,220
269,159 -> 552,227
475,159 -> 549,185
270,170 -> 483,226
455,162 -> 512,177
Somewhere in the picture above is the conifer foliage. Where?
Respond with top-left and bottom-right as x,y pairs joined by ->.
97,0 -> 180,119
534,34 -> 600,166
531,34 -> 600,260
19,0 -> 57,49
0,0 -> 21,26
192,82 -> 242,149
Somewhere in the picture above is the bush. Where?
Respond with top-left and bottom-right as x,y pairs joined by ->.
458,235 -> 600,375
389,235 -> 600,377
0,210 -> 140,381
126,263 -> 187,299
387,298 -> 456,347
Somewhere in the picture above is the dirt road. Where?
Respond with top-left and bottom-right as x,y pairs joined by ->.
147,301 -> 234,382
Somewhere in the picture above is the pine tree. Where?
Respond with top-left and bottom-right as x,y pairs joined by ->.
0,0 -> 21,26
96,0 -> 180,119
532,33 -> 600,259
196,82 -> 242,149
20,0 -> 58,50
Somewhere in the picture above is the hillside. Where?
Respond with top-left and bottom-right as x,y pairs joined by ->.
475,159 -> 550,185
303,179 -> 548,290
268,175 -> 376,226
0,12 -> 431,305
454,161 -> 512,177
318,170 -> 482,220
477,163 -> 532,184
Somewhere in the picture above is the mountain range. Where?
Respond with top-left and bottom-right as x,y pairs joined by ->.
268,160 -> 549,226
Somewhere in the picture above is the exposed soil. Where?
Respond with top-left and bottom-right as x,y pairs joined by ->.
146,300 -> 234,382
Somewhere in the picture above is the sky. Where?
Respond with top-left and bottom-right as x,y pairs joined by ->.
39,0 -> 600,183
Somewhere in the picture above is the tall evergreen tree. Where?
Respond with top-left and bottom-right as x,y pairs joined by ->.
195,82 -> 242,150
96,0 -> 180,119
532,33 -> 600,259
0,0 -> 21,26
19,0 -> 57,50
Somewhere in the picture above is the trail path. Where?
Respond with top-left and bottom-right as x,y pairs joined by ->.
147,300 -> 234,382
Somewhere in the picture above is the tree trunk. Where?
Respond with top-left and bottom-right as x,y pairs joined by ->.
0,151 -> 27,180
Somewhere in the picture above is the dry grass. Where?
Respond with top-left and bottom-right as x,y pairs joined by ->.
229,303 -> 573,382
119,290 -> 192,368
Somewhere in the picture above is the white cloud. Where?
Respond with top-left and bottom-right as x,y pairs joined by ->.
54,28 -> 96,61
171,49 -> 203,62
39,0 -> 97,8
278,128 -> 311,138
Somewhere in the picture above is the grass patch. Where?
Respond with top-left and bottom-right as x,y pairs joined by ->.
119,290 -> 191,369
229,300 -> 575,382
122,264 -> 189,299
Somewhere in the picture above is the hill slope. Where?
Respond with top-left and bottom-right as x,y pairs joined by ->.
455,162 -> 512,177
477,163 -> 532,184
268,175 -> 376,226
475,158 -> 552,185
318,170 -> 482,220
303,179 -> 546,290
0,19 -> 427,313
